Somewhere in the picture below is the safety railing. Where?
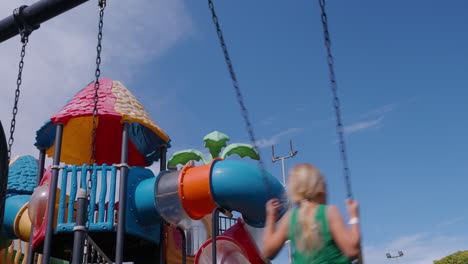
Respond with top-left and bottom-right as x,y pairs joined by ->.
218,215 -> 237,235
0,240 -> 29,264
82,236 -> 112,264
56,164 -> 119,233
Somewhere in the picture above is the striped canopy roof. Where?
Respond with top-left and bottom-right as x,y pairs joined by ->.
35,78 -> 170,167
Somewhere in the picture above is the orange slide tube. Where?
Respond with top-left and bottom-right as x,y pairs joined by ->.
178,159 -> 221,220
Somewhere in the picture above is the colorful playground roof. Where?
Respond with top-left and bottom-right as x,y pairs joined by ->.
35,78 -> 170,167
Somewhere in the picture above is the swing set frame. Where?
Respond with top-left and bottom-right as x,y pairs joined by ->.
0,0 -> 89,43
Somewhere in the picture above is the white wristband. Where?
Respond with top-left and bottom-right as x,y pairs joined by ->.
348,218 -> 359,225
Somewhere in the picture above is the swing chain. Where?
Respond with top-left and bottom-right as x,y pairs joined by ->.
207,0 -> 273,197
7,5 -> 36,161
91,0 -> 106,165
7,34 -> 28,162
84,2 -> 106,262
318,0 -> 353,200
89,0 -> 106,215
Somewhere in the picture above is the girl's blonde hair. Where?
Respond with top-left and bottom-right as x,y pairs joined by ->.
288,163 -> 326,253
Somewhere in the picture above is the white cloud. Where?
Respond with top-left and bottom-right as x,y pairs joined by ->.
0,1 -> 192,158
437,217 -> 464,228
254,128 -> 300,148
343,116 -> 384,134
354,102 -> 398,120
364,233 -> 468,264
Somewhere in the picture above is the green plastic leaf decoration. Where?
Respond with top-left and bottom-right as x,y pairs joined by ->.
220,143 -> 260,160
203,131 -> 230,159
167,149 -> 208,167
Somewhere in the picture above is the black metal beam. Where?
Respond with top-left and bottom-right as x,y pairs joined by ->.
71,188 -> 88,264
159,144 -> 167,171
0,0 -> 89,43
41,123 -> 63,264
0,121 -> 8,230
115,122 -> 130,264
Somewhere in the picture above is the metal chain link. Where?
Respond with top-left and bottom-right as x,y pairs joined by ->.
318,3 -> 363,263
91,0 -> 106,165
89,0 -> 106,204
84,2 -> 106,263
7,39 -> 28,162
207,0 -> 274,198
7,5 -> 33,162
318,0 -> 354,200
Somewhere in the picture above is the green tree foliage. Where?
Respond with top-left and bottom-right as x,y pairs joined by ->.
434,250 -> 468,264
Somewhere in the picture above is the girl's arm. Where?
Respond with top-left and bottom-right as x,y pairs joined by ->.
262,199 -> 290,259
327,200 -> 361,258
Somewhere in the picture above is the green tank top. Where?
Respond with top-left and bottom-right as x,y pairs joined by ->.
289,204 -> 351,264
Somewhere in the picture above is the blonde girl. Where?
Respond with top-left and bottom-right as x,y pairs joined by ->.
262,163 -> 360,263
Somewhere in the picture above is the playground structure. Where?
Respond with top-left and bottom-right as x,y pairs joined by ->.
0,79 -> 287,264
0,0 -> 364,263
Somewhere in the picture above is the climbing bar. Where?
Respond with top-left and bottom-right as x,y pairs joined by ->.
0,0 -> 89,43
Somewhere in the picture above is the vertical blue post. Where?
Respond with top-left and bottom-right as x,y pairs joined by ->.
41,123 -> 64,264
80,164 -> 88,190
107,166 -> 117,225
68,165 -> 78,223
115,122 -> 129,264
88,164 -> 98,225
98,164 -> 107,223
26,148 -> 46,264
58,167 -> 68,224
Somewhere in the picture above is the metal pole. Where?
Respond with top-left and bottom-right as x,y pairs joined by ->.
25,148 -> 46,264
0,121 -> 9,230
212,207 -> 221,264
41,123 -> 64,264
35,148 -> 47,187
280,158 -> 293,264
176,227 -> 186,264
0,0 -> 89,43
281,158 -> 286,186
115,122 -> 129,264
272,140 -> 297,264
158,144 -> 168,264
71,188 -> 88,264
159,223 -> 166,264
160,144 -> 167,171
159,145 -> 169,263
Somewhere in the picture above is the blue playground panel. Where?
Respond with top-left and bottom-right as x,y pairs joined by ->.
56,164 -> 117,232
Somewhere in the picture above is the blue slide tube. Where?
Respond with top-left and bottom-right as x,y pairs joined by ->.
2,195 -> 30,238
210,160 -> 288,228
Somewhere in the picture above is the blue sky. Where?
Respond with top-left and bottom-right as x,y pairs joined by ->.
1,0 -> 467,263
141,1 -> 468,262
